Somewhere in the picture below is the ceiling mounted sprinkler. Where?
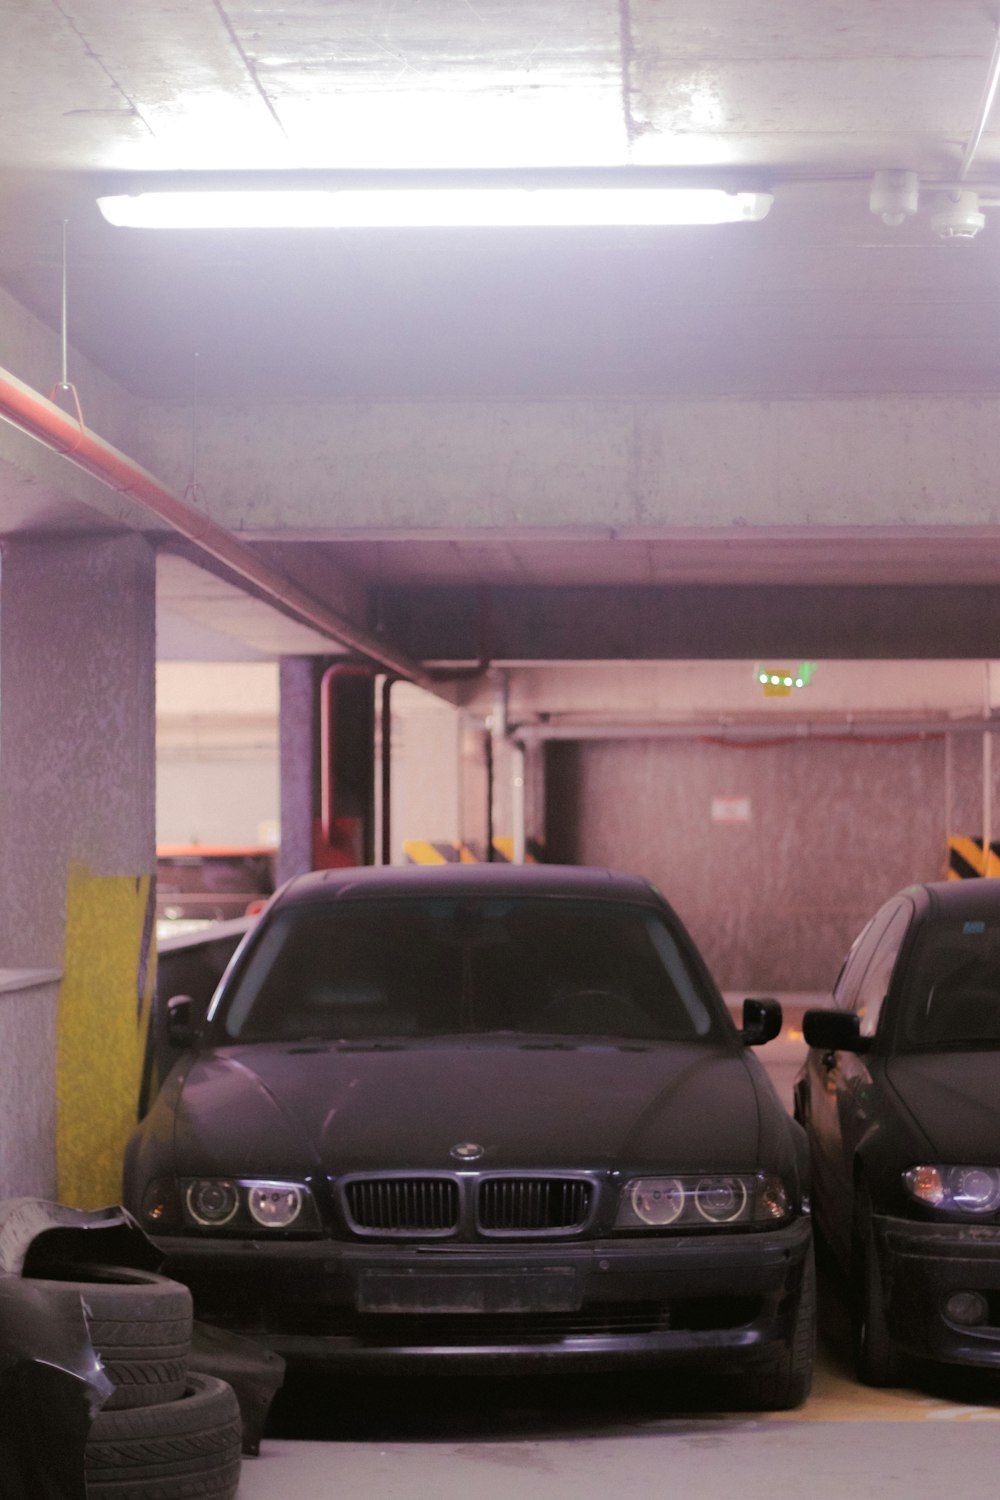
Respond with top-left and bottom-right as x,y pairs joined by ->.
929,187 -> 986,240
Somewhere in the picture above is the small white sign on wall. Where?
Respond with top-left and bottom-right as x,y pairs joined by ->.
711,796 -> 752,824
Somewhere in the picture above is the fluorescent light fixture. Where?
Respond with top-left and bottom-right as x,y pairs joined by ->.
97,186 -> 773,230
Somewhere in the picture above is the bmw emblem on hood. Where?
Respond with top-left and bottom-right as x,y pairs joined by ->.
450,1142 -> 485,1161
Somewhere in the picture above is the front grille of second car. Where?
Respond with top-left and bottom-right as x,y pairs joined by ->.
345,1177 -> 459,1233
478,1177 -> 592,1232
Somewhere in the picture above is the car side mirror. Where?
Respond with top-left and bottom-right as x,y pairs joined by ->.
740,997 -> 782,1046
166,994 -> 198,1049
802,1008 -> 870,1054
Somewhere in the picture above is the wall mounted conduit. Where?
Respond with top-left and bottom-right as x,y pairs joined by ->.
0,363 -> 446,697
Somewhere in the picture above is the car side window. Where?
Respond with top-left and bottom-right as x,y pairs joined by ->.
850,901 -> 912,1037
833,908 -> 893,1011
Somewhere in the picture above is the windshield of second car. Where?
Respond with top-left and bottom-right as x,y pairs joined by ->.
897,915 -> 1000,1049
214,896 -> 718,1044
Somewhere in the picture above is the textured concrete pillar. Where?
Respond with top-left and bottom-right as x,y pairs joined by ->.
0,532 -> 156,1204
278,656 -> 319,887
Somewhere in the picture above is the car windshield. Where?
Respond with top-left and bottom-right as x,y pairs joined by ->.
897,915 -> 1000,1049
212,896 -> 719,1044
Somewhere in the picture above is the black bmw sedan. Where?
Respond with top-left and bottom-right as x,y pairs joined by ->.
796,878 -> 1000,1386
124,864 -> 813,1407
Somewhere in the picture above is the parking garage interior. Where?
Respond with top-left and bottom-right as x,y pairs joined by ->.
5,1 -> 1000,1494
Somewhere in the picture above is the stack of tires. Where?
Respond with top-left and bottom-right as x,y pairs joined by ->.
29,1263 -> 242,1500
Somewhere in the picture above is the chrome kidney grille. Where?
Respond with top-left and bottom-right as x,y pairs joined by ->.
341,1175 -> 594,1237
344,1177 -> 460,1234
478,1177 -> 592,1233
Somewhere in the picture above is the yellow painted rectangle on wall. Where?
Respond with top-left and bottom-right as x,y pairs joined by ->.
56,863 -> 155,1208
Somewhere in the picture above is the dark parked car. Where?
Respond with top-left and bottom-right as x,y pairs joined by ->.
139,916 -> 256,1118
125,864 -> 814,1407
795,878 -> 1000,1386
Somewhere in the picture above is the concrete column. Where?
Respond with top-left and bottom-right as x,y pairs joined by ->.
0,532 -> 156,1204
277,656 -> 318,887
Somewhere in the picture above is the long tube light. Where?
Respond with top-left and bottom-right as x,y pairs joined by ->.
97,185 -> 773,229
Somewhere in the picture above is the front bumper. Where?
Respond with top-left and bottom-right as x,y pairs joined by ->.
154,1217 -> 811,1374
876,1214 -> 1000,1368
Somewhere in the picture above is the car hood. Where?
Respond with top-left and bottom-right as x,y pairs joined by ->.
884,1051 -> 1000,1158
170,1038 -> 768,1175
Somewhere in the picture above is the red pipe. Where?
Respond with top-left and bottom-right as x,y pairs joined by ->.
0,364 -> 441,694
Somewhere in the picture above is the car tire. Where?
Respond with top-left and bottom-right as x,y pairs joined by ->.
852,1188 -> 902,1388
754,1242 -> 816,1410
84,1372 -> 242,1500
23,1263 -> 192,1410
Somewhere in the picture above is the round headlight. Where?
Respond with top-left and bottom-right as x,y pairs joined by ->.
247,1183 -> 304,1229
694,1176 -> 748,1223
185,1179 -> 239,1226
629,1178 -> 685,1226
952,1168 -> 1000,1215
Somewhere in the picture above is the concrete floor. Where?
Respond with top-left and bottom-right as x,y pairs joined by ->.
237,1425 -> 1000,1500
238,1335 -> 1000,1500
232,996 -> 1000,1498
235,1275 -> 1000,1500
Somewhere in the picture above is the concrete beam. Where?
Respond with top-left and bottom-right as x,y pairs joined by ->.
379,583 -> 1000,661
0,283 -> 154,534
136,394 -> 1000,533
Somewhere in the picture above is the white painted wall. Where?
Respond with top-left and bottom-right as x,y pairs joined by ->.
156,661 -> 280,847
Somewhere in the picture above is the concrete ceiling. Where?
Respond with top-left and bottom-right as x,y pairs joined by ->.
4,2 -> 1000,405
4,1 -> 1000,662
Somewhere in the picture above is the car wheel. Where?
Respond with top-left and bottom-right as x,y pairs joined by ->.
84,1372 -> 242,1500
852,1189 -> 901,1388
23,1263 -> 192,1410
751,1242 -> 816,1411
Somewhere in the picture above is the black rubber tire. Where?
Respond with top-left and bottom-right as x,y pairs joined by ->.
23,1263 -> 192,1410
754,1243 -> 817,1410
85,1373 -> 241,1500
853,1194 -> 901,1388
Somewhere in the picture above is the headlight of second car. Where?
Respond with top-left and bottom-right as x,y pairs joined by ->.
904,1164 -> 1000,1217
140,1177 -> 322,1234
615,1173 -> 792,1230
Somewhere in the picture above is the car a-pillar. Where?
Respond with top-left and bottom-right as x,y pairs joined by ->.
0,532 -> 156,1207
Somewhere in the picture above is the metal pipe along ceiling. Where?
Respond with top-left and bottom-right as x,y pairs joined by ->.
0,364 -> 442,695
515,717 -> 1000,743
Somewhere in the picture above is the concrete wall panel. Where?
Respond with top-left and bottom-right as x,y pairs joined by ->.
546,734 -> 963,990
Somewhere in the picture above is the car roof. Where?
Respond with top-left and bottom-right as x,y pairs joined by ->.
271,863 -> 662,910
905,879 -> 1000,922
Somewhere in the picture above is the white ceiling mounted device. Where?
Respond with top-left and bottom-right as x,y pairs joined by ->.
869,169 -> 919,226
929,188 -> 986,240
96,180 -> 774,230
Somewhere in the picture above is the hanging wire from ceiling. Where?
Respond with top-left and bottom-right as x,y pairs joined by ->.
47,218 -> 86,444
959,24 -> 1000,181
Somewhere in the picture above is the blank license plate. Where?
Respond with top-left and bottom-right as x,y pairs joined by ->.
356,1269 -> 579,1314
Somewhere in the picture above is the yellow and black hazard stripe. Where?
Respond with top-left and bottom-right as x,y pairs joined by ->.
948,835 -> 1000,880
403,839 -> 543,865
